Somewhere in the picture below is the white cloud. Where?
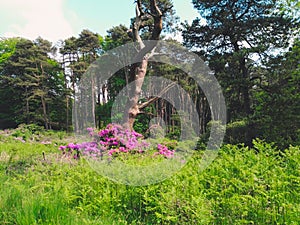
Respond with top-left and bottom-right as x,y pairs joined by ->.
1,0 -> 75,43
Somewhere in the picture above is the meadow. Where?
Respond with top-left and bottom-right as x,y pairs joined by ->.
0,125 -> 299,224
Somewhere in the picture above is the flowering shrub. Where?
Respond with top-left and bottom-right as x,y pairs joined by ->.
59,124 -> 175,160
155,144 -> 175,158
96,124 -> 149,156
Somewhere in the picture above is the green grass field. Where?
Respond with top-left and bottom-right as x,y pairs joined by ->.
0,129 -> 299,224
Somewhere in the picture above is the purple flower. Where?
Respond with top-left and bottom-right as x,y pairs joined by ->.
60,124 -> 175,161
111,141 -> 119,146
66,143 -> 80,150
99,129 -> 109,137
132,131 -> 143,138
59,145 -> 67,151
108,149 -> 118,156
119,147 -> 128,153
142,141 -> 150,148
156,144 -> 175,158
86,127 -> 95,136
87,127 -> 94,132
67,143 -> 75,149
100,140 -> 108,145
106,137 -> 117,142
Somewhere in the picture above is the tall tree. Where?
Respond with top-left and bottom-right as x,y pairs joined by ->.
104,25 -> 133,51
252,38 -> 300,148
0,38 -> 19,128
183,0 -> 297,145
122,0 -> 165,130
0,38 -> 67,129
60,30 -> 103,131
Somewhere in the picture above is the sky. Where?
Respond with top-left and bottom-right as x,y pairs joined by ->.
0,0 -> 200,44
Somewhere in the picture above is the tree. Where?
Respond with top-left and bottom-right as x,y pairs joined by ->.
183,0 -> 297,145
121,0 -> 176,131
0,38 -> 18,65
102,25 -> 133,103
278,0 -> 300,20
0,38 -> 19,128
252,38 -> 300,148
60,30 -> 102,91
103,25 -> 133,51
60,30 -> 103,131
0,38 -> 67,129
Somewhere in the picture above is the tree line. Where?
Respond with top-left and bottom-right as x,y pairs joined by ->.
0,0 -> 299,148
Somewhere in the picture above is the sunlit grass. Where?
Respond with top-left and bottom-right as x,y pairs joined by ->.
0,131 -> 299,224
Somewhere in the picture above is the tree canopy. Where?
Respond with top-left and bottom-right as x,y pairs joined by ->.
182,0 -> 298,146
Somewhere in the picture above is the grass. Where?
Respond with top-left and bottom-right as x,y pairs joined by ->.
0,129 -> 299,224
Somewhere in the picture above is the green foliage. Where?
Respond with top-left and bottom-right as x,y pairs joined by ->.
183,0 -> 298,147
277,0 -> 300,20
11,124 -> 45,141
0,131 -> 299,224
0,37 -> 18,65
103,25 -> 132,50
96,101 -> 113,128
0,37 -> 69,130
252,39 -> 300,148
1,0 -> 299,154
225,120 -> 248,145
137,0 -> 179,35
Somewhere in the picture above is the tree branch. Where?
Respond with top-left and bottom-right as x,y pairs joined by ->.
136,0 -> 144,16
138,81 -> 177,111
133,0 -> 145,49
149,0 -> 163,40
131,0 -> 164,61
162,6 -> 173,15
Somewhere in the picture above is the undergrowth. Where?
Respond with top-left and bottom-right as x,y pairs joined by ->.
0,128 -> 299,224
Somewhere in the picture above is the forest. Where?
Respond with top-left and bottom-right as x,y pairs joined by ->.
0,0 -> 299,148
0,0 -> 299,224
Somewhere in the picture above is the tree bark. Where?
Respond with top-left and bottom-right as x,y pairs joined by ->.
25,87 -> 30,124
123,0 -> 163,131
41,96 -> 49,130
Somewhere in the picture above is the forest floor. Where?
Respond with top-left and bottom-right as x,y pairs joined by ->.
0,127 -> 299,224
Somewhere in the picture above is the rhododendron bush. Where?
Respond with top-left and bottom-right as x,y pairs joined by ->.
59,124 -> 175,160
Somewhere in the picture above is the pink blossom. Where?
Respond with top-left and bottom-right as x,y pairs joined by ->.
108,149 -> 118,156
59,145 -> 67,151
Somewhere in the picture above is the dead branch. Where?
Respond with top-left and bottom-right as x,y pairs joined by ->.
138,81 -> 177,111
133,0 -> 145,49
150,0 -> 163,40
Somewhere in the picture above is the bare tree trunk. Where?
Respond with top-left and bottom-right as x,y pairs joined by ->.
91,73 -> 96,128
123,0 -> 163,131
66,95 -> 69,132
62,54 -> 70,132
124,59 -> 149,130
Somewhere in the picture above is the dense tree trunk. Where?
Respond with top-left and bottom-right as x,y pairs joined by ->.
124,59 -> 149,130
25,88 -> 30,124
91,73 -> 96,129
41,96 -> 48,130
